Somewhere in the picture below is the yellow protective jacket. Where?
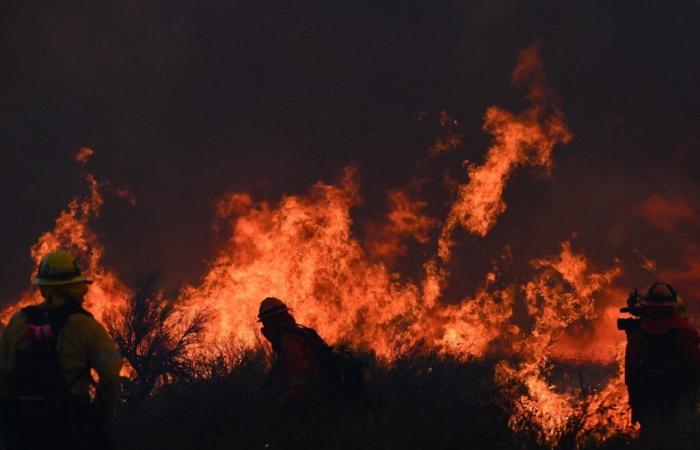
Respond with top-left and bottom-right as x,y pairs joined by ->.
0,300 -> 123,417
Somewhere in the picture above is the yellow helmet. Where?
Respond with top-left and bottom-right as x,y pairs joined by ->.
31,250 -> 91,286
258,297 -> 290,321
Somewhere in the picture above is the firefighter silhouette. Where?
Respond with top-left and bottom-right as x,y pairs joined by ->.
623,283 -> 700,434
258,297 -> 367,413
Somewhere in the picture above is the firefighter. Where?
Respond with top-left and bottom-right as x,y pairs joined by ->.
624,282 -> 700,434
258,297 -> 325,409
0,250 -> 123,450
258,297 -> 337,449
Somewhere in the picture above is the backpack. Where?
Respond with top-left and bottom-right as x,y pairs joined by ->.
10,303 -> 92,398
291,325 -> 369,408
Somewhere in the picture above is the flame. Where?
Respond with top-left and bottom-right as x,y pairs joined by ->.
75,147 -> 94,166
1,153 -> 129,324
438,42 -> 572,260
579,347 -> 639,443
428,278 -> 518,357
183,168 -> 419,356
495,242 -> 633,445
365,189 -> 436,262
1,45 -> 663,448
182,168 -> 512,359
632,249 -> 658,273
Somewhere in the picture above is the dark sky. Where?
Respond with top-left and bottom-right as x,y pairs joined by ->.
1,0 -> 699,307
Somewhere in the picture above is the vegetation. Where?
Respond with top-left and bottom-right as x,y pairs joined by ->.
105,270 -> 209,403
107,346 -> 698,450
106,275 -> 700,450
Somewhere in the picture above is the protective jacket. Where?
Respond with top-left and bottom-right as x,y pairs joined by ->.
0,300 -> 122,414
624,314 -> 700,426
0,298 -> 122,450
265,326 -> 324,403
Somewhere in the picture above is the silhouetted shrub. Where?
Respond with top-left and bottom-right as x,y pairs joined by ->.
105,269 -> 209,402
111,345 -> 700,450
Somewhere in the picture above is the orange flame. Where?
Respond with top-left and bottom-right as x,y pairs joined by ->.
75,147 -> 94,166
365,189 -> 436,262
181,167 -> 518,360
495,242 -> 633,445
439,42 -> 572,260
1,153 -> 129,324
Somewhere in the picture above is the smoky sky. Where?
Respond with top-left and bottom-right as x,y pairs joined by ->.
1,1 -> 699,308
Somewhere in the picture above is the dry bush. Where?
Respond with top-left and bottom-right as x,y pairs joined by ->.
111,345 -> 700,450
105,269 -> 209,402
114,348 -> 518,450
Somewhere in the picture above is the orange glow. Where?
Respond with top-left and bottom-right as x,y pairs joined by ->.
365,189 -> 435,262
632,249 -> 658,273
661,243 -> 700,317
636,194 -> 697,233
75,147 -> 94,166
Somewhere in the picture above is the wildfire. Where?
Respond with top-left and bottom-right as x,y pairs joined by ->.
1,43 -> 661,448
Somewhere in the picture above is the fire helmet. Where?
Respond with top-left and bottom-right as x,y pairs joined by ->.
258,297 -> 290,321
641,282 -> 677,308
31,250 -> 91,286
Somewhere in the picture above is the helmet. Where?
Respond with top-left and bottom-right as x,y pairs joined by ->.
258,297 -> 290,321
31,250 -> 91,286
641,282 -> 677,308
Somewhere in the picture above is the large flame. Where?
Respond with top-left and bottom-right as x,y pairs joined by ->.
181,168 -> 514,359
438,42 -> 572,260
